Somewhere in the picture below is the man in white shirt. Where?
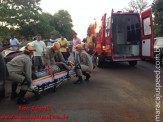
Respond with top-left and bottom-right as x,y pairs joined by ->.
29,34 -> 46,72
10,35 -> 19,50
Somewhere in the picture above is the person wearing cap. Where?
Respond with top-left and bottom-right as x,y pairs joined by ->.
72,32 -> 81,59
41,42 -> 72,71
9,35 -> 19,50
6,46 -> 35,104
74,44 -> 93,84
29,34 -> 46,72
58,34 -> 69,60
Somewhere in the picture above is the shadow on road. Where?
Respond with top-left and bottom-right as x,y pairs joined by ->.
99,62 -> 138,70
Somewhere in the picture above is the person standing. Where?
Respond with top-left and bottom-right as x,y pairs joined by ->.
86,28 -> 96,55
9,35 -> 19,50
3,39 -> 10,49
45,34 -> 56,46
86,28 -> 97,69
49,34 -> 57,43
0,36 -> 3,51
58,34 -> 69,60
29,34 -> 46,72
72,32 -> 81,59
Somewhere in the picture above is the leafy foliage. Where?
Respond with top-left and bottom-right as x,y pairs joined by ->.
52,10 -> 74,40
152,0 -> 163,37
124,0 -> 149,14
0,1 -> 74,41
0,0 -> 41,27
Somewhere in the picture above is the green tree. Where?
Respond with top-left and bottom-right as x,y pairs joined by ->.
0,0 -> 41,39
34,12 -> 60,39
0,0 -> 41,27
52,10 -> 74,40
152,0 -> 163,37
124,0 -> 150,14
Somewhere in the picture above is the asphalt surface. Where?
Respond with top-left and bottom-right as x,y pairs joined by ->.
0,59 -> 163,122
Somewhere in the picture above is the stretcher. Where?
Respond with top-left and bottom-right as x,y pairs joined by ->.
29,64 -> 76,99
2,49 -> 77,99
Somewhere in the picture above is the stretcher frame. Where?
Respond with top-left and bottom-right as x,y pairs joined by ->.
29,69 -> 76,99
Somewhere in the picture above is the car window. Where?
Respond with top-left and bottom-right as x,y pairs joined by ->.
156,39 -> 163,46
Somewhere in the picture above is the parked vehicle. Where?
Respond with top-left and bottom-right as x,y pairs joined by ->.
154,37 -> 163,66
88,9 -> 154,67
0,53 -> 7,99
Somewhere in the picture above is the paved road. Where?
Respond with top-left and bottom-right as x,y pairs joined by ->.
0,60 -> 162,122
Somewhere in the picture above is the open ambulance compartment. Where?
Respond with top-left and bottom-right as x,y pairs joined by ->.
112,14 -> 141,58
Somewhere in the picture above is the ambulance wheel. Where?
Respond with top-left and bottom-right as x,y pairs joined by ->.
53,86 -> 56,92
96,55 -> 103,67
34,91 -> 40,100
128,61 -> 137,67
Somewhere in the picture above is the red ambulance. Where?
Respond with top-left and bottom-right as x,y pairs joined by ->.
90,9 -> 154,67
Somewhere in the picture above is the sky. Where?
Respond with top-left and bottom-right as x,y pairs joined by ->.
40,0 -> 153,40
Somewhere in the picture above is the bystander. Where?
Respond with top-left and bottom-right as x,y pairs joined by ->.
72,32 -> 81,59
58,34 -> 69,60
29,34 -> 46,72
9,35 -> 19,50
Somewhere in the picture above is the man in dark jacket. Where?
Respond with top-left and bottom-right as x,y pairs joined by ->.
0,52 -> 8,99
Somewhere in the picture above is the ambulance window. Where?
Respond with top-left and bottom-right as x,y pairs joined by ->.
143,17 -> 151,36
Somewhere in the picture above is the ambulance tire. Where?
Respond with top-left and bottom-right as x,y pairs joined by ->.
128,61 -> 137,67
96,55 -> 104,68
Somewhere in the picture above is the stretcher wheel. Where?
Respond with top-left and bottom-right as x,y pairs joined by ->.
34,91 -> 40,100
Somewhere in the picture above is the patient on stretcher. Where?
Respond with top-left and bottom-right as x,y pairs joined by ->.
32,42 -> 72,80
32,61 -> 72,80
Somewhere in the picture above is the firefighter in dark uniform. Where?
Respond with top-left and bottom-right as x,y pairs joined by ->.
6,46 -> 34,104
41,42 -> 72,71
74,44 -> 93,84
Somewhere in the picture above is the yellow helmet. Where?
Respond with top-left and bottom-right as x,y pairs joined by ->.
76,44 -> 83,50
24,46 -> 35,52
52,42 -> 60,50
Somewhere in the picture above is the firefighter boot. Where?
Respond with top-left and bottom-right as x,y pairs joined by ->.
11,83 -> 19,99
85,74 -> 91,81
83,72 -> 91,81
74,76 -> 83,84
17,90 -> 29,104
